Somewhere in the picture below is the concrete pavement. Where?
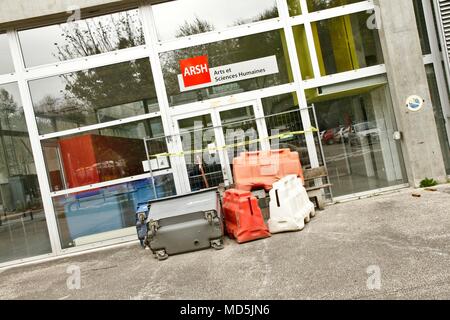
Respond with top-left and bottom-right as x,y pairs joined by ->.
1,185 -> 450,300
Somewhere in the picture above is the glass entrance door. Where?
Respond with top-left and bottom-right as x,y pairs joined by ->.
176,101 -> 265,192
312,84 -> 407,197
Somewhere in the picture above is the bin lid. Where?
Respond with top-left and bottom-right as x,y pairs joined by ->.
149,189 -> 218,220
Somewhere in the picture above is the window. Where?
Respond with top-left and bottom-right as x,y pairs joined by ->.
153,0 -> 278,41
53,175 -> 176,249
413,0 -> 432,55
29,59 -> 158,135
292,25 -> 315,80
310,12 -> 384,76
0,83 -> 52,263
42,117 -> 168,191
18,9 -> 144,67
160,30 -> 292,106
306,0 -> 361,12
0,33 -> 14,74
287,0 -> 302,16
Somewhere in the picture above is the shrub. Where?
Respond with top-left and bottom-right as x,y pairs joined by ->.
420,178 -> 438,188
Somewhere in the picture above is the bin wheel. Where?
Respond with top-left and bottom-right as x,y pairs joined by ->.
156,250 -> 168,261
211,239 -> 224,250
304,213 -> 311,224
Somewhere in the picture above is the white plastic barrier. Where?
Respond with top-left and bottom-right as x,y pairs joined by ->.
268,175 -> 315,234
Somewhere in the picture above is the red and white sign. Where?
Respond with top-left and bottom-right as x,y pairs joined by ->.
179,55 -> 212,88
178,55 -> 279,92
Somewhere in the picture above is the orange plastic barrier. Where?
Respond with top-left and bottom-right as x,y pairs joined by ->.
222,189 -> 271,244
233,149 -> 304,192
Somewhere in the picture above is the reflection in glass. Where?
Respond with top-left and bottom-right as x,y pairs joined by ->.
179,115 -> 224,191
43,118 -> 167,191
161,30 -> 292,106
29,59 -> 158,135
18,9 -> 144,67
153,0 -> 278,41
311,12 -> 384,76
53,175 -> 177,248
311,84 -> 407,196
0,33 -> 14,75
0,83 -> 52,264
306,0 -> 361,12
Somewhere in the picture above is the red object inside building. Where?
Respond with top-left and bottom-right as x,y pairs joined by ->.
58,134 -> 146,189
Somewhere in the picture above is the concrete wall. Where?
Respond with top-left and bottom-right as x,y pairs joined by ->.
0,0 -> 167,29
376,0 -> 447,186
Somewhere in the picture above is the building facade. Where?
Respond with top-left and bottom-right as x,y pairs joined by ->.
0,0 -> 449,268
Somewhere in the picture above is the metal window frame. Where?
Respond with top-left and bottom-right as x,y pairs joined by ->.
0,0 -> 413,268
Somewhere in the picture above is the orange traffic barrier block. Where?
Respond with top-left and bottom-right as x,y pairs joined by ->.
233,149 -> 304,192
222,189 -> 271,244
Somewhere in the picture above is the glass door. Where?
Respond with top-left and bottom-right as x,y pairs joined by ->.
175,101 -> 266,192
178,113 -> 225,191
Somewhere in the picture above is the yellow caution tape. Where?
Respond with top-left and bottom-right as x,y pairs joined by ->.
149,127 -> 319,158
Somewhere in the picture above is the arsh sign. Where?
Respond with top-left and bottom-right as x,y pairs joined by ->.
178,55 -> 279,92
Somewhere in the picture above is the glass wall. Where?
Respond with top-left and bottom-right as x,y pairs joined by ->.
18,9 -> 144,67
160,30 -> 292,106
311,82 -> 407,196
0,33 -> 14,75
42,117 -> 167,191
0,83 -> 52,263
53,175 -> 176,248
153,0 -> 278,41
29,59 -> 158,135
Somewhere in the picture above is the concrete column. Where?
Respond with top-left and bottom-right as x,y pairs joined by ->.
375,0 -> 447,187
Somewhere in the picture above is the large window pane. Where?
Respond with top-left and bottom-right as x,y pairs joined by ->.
29,59 -> 158,135
18,9 -> 144,67
53,175 -> 177,249
0,33 -> 14,75
161,30 -> 292,106
0,83 -> 52,264
153,0 -> 278,41
310,12 -> 384,76
292,25 -> 314,80
42,117 -> 168,191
